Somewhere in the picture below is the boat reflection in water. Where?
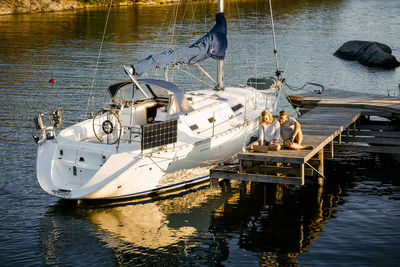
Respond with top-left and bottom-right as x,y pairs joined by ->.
39,176 -> 350,265
39,182 -> 237,265
84,186 -> 229,250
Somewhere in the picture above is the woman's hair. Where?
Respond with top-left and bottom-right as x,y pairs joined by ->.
259,110 -> 273,124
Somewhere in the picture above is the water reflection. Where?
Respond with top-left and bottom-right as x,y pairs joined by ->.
39,184 -> 237,265
3,0 -> 399,265
38,172 -> 355,266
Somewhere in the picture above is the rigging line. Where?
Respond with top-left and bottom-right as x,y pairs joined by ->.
148,152 -> 239,166
186,0 -> 198,45
159,5 -> 177,53
169,0 -> 192,82
255,0 -> 259,78
169,3 -> 180,49
268,0 -> 280,75
147,155 -> 167,171
202,0 -> 207,32
85,0 -> 113,118
195,64 -> 217,84
151,7 -> 170,56
234,0 -> 250,74
178,0 -> 191,41
146,155 -> 218,166
175,65 -> 216,87
188,0 -> 196,36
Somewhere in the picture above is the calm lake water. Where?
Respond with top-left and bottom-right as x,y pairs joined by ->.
1,0 -> 400,266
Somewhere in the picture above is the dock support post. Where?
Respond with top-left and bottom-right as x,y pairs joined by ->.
239,159 -> 244,173
338,132 -> 342,144
210,177 -> 219,187
318,149 -> 324,176
300,164 -> 305,185
317,149 -> 324,186
325,140 -> 334,158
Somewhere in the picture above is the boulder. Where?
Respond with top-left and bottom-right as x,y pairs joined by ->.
334,40 -> 400,68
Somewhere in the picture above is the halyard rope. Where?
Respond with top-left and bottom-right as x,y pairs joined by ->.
85,0 -> 113,118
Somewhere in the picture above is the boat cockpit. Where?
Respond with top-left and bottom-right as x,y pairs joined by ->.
108,79 -> 192,123
81,79 -> 193,145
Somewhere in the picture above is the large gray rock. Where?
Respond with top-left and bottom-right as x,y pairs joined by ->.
334,40 -> 400,68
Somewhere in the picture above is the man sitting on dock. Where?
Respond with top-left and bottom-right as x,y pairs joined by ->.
279,110 -> 313,150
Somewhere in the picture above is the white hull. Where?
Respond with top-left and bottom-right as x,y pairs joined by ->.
36,84 -> 280,199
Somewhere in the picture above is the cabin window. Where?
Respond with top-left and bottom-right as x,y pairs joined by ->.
231,103 -> 243,112
190,124 -> 199,130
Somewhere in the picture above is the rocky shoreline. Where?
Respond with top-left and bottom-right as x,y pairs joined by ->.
0,0 -> 174,15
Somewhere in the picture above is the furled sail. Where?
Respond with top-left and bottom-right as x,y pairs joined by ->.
131,12 -> 227,76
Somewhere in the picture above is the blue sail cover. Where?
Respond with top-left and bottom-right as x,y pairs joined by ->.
132,12 -> 227,76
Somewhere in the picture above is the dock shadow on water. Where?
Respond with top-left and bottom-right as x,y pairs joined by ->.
37,152 -> 399,266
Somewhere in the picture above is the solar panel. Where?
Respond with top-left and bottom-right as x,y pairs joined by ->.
141,119 -> 178,150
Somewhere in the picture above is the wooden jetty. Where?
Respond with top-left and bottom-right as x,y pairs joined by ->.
287,88 -> 400,120
210,89 -> 400,187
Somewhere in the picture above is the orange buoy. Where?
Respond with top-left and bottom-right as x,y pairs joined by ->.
49,78 -> 55,83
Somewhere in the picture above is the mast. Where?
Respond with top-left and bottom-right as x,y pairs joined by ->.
216,0 -> 224,90
269,0 -> 281,80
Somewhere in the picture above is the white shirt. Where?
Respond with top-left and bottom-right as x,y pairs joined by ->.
258,120 -> 280,143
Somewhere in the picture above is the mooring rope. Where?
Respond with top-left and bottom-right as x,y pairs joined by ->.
283,80 -> 325,93
281,85 -> 301,117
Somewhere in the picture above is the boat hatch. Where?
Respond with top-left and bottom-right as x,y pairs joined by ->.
247,77 -> 277,90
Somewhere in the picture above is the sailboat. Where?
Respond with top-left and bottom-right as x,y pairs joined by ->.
33,0 -> 282,199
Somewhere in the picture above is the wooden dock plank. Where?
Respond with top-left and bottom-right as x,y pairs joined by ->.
210,169 -> 303,185
287,89 -> 400,116
238,107 -> 362,164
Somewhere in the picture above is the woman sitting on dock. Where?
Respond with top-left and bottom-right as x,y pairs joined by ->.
248,110 -> 281,151
279,110 -> 313,150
